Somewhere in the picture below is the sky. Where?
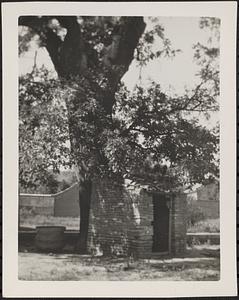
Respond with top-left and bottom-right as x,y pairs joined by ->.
19,16 -> 219,127
123,17 -> 208,93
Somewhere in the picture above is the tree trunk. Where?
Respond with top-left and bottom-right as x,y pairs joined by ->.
76,179 -> 92,253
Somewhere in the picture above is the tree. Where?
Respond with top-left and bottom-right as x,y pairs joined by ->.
19,16 -> 148,253
18,16 -> 219,253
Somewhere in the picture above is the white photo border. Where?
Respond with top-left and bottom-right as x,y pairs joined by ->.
2,1 -> 237,297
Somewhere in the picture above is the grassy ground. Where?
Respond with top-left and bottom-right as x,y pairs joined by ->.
19,245 -> 220,281
19,210 -> 220,280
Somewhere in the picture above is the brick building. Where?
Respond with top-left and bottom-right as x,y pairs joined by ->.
88,179 -> 187,258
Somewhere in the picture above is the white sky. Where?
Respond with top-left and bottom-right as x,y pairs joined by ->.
19,16 -> 219,127
123,17 -> 208,93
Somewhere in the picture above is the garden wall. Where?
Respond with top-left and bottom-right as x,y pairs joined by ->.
54,183 -> 80,217
19,194 -> 54,216
196,200 -> 219,219
19,183 -> 80,217
196,182 -> 219,219
197,182 -> 219,202
186,182 -> 219,219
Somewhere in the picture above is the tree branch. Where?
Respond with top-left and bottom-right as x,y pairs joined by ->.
19,16 -> 48,31
55,16 -> 78,30
102,17 -> 146,75
19,16 -> 63,73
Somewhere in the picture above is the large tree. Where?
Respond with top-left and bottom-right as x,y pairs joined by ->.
19,16 -> 219,253
19,16 -> 148,253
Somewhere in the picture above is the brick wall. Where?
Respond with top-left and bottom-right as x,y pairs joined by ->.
88,180 -> 132,256
19,183 -> 80,217
196,200 -> 219,219
171,193 -> 187,255
127,188 -> 153,258
88,179 -> 187,258
19,194 -> 54,216
197,182 -> 219,202
196,182 -> 219,219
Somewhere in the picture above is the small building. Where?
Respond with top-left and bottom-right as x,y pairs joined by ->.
88,179 -> 187,258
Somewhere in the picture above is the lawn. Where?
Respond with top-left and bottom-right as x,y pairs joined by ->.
18,245 -> 220,281
19,210 -> 220,280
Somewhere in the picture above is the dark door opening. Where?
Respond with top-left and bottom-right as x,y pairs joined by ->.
152,194 -> 170,252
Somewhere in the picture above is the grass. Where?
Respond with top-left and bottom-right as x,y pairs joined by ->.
18,245 -> 220,281
187,218 -> 220,233
19,210 -> 220,281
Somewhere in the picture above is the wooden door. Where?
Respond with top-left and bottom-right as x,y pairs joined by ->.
152,194 -> 170,252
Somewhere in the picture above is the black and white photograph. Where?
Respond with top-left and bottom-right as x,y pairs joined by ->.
2,1 -> 237,298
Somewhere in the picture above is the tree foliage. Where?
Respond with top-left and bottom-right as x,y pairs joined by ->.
19,68 -> 70,190
193,17 -> 220,107
19,16 -> 220,193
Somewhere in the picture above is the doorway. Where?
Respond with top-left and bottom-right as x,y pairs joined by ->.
152,194 -> 171,253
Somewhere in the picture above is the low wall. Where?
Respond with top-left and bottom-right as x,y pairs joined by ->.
186,182 -> 220,219
54,183 -> 80,217
19,183 -> 80,217
197,182 -> 219,202
196,200 -> 219,219
18,231 -> 220,253
19,194 -> 54,216
196,182 -> 219,219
